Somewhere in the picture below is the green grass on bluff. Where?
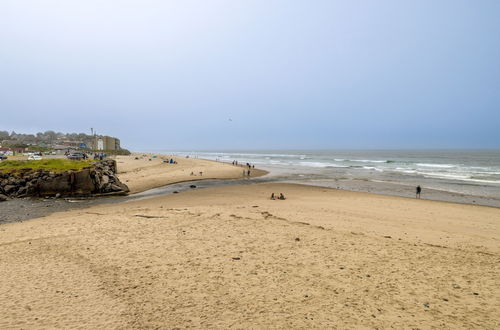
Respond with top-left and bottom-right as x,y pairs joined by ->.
0,159 -> 94,173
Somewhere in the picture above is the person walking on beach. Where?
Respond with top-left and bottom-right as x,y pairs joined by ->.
416,185 -> 422,199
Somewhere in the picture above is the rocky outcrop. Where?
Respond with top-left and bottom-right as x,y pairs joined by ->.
0,159 -> 129,199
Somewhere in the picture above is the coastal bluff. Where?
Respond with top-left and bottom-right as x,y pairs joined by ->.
0,159 -> 129,199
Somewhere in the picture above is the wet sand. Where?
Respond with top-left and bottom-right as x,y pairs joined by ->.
259,165 -> 500,208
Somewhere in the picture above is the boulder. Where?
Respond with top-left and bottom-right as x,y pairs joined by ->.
8,177 -> 20,185
4,185 -> 17,195
16,186 -> 28,197
72,169 -> 94,195
99,175 -> 109,190
25,182 -> 37,196
110,182 -> 129,193
0,194 -> 8,202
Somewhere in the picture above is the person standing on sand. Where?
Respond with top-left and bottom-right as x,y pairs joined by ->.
416,185 -> 422,199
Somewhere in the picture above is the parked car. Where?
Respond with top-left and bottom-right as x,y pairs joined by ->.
28,155 -> 42,160
0,154 -> 7,160
67,152 -> 85,160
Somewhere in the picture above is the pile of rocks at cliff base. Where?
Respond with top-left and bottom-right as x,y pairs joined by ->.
0,159 -> 129,200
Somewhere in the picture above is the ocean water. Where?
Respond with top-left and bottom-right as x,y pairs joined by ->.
161,150 -> 500,199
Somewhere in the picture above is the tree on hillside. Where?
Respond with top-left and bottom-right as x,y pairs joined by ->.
0,131 -> 9,140
44,130 -> 57,144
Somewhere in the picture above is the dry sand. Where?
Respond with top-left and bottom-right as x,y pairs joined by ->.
1,182 -> 499,329
115,154 -> 266,193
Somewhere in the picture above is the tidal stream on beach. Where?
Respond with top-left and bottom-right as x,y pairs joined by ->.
0,177 -> 276,224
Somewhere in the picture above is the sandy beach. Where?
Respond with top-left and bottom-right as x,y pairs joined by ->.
116,154 -> 267,193
0,155 -> 499,329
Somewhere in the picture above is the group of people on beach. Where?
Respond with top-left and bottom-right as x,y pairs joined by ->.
232,160 -> 255,169
270,193 -> 286,200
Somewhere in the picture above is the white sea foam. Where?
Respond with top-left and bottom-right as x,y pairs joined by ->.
325,165 -> 350,168
416,163 -> 456,168
340,159 -> 387,163
298,161 -> 339,168
419,171 -> 500,184
419,171 -> 471,180
356,159 -> 387,163
363,166 -> 383,171
461,178 -> 500,184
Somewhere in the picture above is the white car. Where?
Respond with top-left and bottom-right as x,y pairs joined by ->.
28,155 -> 42,160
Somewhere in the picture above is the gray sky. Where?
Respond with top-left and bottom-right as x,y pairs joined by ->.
1,0 -> 499,151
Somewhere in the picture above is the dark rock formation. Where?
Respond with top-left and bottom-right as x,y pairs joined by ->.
0,159 -> 129,200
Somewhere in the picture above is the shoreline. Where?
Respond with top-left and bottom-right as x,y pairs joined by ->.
2,154 -> 499,225
173,150 -> 500,202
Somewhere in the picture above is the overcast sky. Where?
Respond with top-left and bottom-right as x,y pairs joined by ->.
1,0 -> 499,151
